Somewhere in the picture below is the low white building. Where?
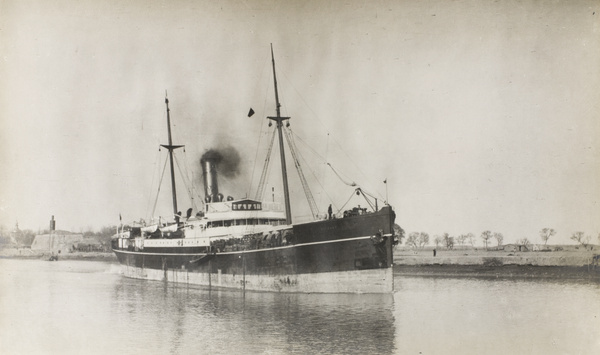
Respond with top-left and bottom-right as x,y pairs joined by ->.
31,231 -> 84,254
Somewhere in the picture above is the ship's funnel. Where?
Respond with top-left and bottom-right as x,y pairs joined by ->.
201,157 -> 220,202
200,146 -> 240,203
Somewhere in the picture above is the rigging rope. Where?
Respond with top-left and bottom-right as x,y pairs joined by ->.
356,188 -> 376,211
251,56 -> 385,213
173,154 -> 200,211
286,130 -> 338,211
327,163 -> 357,187
338,190 -> 357,212
255,128 -> 277,200
151,156 -> 170,219
145,148 -> 162,221
318,132 -> 329,208
281,70 -> 385,201
283,126 -> 319,218
288,131 -> 380,205
181,149 -> 203,210
248,53 -> 276,196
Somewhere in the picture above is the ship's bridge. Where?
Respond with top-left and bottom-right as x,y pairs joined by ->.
200,198 -> 286,227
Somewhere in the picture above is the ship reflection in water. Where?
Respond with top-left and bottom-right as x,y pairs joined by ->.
2,259 -> 599,355
112,278 -> 396,354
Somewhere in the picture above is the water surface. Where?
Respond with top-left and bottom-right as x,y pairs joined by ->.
1,259 -> 598,354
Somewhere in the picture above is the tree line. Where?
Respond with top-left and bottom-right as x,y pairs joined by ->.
395,225 -> 599,250
0,224 -> 117,248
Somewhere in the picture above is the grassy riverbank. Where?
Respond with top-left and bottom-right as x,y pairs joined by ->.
393,246 -> 600,279
393,246 -> 598,266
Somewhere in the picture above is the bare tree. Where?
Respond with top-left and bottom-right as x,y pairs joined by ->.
406,232 -> 419,249
98,225 -> 118,246
393,224 -> 406,245
570,231 -> 590,249
493,233 -> 504,247
481,230 -> 492,250
442,233 -> 454,250
456,234 -> 467,246
433,235 -> 443,248
517,237 -> 531,249
418,232 -> 430,249
16,230 -> 36,247
447,236 -> 455,249
539,228 -> 556,245
0,224 -> 10,246
466,233 -> 475,247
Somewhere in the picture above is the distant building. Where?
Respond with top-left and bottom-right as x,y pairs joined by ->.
31,230 -> 84,254
7,222 -> 32,248
9,222 -> 21,245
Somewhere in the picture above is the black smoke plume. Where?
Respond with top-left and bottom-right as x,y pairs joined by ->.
200,145 -> 241,178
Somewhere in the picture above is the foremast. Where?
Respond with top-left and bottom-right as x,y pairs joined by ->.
267,44 -> 292,225
160,94 -> 184,220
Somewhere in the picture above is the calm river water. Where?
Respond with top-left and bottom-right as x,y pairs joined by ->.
0,259 -> 598,354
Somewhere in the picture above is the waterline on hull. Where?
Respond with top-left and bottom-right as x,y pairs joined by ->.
120,264 -> 394,294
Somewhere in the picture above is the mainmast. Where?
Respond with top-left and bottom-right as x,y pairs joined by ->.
267,44 -> 292,225
160,94 -> 184,219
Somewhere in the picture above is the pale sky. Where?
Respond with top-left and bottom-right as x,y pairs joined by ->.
1,0 -> 598,245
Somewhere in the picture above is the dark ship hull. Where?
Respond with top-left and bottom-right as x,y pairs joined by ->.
112,206 -> 395,293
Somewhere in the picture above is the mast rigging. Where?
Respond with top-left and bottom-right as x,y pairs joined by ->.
255,128 -> 277,201
160,94 -> 184,219
283,126 -> 319,219
267,44 -> 292,225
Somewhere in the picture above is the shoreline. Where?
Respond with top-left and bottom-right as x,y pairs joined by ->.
0,250 -> 117,262
393,247 -> 600,280
393,264 -> 599,280
394,247 -> 598,266
2,248 -> 599,280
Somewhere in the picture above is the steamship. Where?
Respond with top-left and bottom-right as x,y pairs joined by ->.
112,47 -> 398,293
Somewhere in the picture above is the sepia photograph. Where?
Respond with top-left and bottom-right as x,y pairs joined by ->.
1,0 -> 599,354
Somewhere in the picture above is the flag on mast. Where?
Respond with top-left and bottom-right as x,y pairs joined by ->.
384,179 -> 388,204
